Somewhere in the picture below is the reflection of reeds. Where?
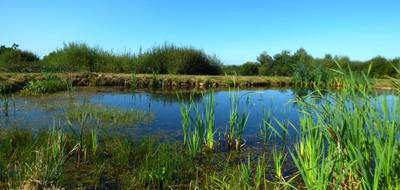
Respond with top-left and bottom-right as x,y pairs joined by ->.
1,95 -> 9,117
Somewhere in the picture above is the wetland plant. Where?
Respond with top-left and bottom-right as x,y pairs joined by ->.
272,147 -> 286,181
227,91 -> 250,150
290,68 -> 400,189
21,74 -> 69,95
179,103 -> 191,145
255,155 -> 266,189
204,93 -> 216,150
0,95 -> 9,117
227,91 -> 238,147
259,109 -> 273,144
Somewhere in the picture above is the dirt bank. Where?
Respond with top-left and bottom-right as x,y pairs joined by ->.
0,73 -> 294,93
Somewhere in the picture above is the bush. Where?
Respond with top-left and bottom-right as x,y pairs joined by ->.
0,44 -> 40,72
222,65 -> 240,75
134,44 -> 222,75
42,43 -> 222,75
42,42 -> 134,73
21,74 -> 70,95
292,63 -> 332,87
239,62 -> 259,76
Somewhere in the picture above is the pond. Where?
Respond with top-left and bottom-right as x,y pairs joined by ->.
0,87 -> 395,145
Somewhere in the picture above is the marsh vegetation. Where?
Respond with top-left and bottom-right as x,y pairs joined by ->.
0,66 -> 399,189
1,43 -> 400,189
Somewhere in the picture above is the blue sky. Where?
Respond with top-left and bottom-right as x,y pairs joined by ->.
1,0 -> 399,64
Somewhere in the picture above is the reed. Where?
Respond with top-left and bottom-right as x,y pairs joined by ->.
255,154 -> 266,189
290,67 -> 400,189
228,91 -> 239,147
204,93 -> 216,150
179,103 -> 191,145
226,91 -> 250,150
259,109 -> 273,144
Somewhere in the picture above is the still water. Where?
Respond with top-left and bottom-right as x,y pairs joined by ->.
0,87 -> 395,145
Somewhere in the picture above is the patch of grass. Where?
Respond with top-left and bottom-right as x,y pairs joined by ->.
63,103 -> 154,127
21,74 -> 70,95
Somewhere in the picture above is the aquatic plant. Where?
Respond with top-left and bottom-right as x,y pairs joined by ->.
272,147 -> 286,181
63,102 -> 154,127
290,67 -> 400,189
187,120 -> 202,158
227,91 -> 239,147
259,109 -> 273,144
255,155 -> 266,189
227,91 -> 250,150
204,93 -> 216,150
239,156 -> 252,187
179,103 -> 191,145
25,128 -> 74,188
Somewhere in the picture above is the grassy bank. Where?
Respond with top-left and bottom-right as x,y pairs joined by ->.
0,72 -> 395,95
0,73 -> 293,94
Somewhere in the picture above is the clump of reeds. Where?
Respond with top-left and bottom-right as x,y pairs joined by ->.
290,66 -> 400,189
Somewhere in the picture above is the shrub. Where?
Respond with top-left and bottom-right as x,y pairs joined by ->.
134,44 -> 222,75
239,62 -> 259,76
42,42 -> 134,72
42,43 -> 222,75
0,44 -> 40,72
292,63 -> 332,87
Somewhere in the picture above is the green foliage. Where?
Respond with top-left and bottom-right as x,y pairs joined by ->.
42,42 -> 223,75
292,62 -> 333,87
21,74 -> 70,95
291,68 -> 400,189
222,65 -> 240,75
239,62 -> 259,76
42,42 -> 134,72
135,44 -> 222,75
0,44 -> 40,72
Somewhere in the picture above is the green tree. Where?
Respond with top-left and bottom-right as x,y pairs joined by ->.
239,62 -> 259,75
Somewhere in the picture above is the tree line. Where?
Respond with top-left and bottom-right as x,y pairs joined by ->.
223,48 -> 400,78
1,43 -> 399,78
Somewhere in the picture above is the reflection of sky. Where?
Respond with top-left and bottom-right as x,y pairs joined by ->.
87,89 -> 301,136
0,89 -> 397,143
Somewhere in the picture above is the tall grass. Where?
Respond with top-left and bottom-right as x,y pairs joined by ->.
21,73 -> 70,95
290,67 -> 400,189
180,103 -> 191,145
227,91 -> 250,150
204,93 -> 216,150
